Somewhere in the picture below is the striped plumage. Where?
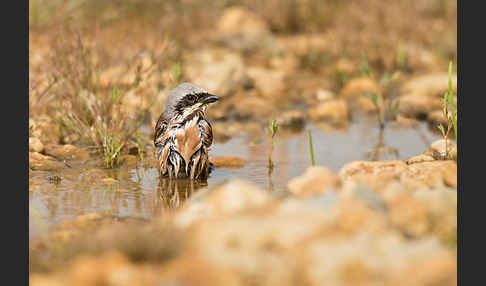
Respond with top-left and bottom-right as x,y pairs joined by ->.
154,83 -> 218,180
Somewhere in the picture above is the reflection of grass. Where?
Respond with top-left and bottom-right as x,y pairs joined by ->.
268,119 -> 278,173
437,61 -> 457,159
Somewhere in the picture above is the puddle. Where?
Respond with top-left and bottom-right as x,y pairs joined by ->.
29,117 -> 441,238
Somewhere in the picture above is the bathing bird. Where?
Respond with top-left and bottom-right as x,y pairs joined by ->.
154,82 -> 219,180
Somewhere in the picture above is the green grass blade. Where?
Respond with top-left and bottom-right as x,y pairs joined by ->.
308,130 -> 315,166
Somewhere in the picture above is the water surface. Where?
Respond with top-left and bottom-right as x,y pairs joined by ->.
29,118 -> 441,238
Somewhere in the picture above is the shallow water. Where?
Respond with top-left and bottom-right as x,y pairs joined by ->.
29,117 -> 441,238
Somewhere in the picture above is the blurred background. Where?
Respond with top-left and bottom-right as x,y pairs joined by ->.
29,1 -> 457,285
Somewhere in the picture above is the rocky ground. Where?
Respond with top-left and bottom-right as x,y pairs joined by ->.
29,139 -> 457,286
30,1 -> 457,285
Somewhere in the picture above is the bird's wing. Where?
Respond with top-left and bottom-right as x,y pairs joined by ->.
154,114 -> 169,146
198,119 -> 213,148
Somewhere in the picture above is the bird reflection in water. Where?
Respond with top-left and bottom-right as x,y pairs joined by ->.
157,178 -> 208,209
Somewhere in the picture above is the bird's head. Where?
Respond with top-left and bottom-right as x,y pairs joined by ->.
163,82 -> 219,119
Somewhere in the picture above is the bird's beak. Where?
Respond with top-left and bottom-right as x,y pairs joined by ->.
201,93 -> 219,104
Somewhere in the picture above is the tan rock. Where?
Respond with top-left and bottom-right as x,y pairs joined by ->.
427,109 -> 447,126
29,137 -> 44,153
404,160 -> 457,189
44,144 -> 90,161
277,110 -> 305,131
184,49 -> 248,97
315,89 -> 336,101
338,161 -> 408,191
216,6 -> 275,53
246,67 -> 286,100
405,154 -> 435,165
309,99 -> 349,126
288,166 -> 341,197
29,152 -> 65,171
402,72 -> 457,98
341,77 -> 381,99
397,94 -> 442,118
425,139 -> 457,160
210,156 -> 246,168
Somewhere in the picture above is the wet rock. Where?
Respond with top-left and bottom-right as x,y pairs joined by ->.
404,160 -> 457,189
210,156 -> 246,168
231,91 -> 275,119
401,72 -> 457,98
184,49 -> 248,98
391,115 -> 421,128
277,110 -> 305,131
427,109 -> 447,126
29,116 -> 59,144
288,166 -> 341,197
405,154 -> 435,165
29,137 -> 44,153
44,144 -> 90,161
341,77 -> 381,99
29,152 -> 65,171
246,67 -> 286,100
174,179 -> 273,228
354,95 -> 378,113
397,94 -> 442,118
425,139 -> 457,161
339,161 -> 408,191
216,6 -> 276,53
309,99 -> 349,126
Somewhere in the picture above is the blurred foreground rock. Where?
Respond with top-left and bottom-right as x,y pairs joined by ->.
31,173 -> 456,286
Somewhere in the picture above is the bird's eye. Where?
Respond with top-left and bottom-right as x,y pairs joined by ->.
187,94 -> 196,102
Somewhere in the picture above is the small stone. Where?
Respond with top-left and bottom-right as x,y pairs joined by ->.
338,161 -> 408,191
309,99 -> 349,126
401,72 -> 457,98
29,152 -> 65,171
102,178 -> 118,185
315,89 -> 336,101
397,95 -> 442,118
216,6 -> 275,53
406,154 -> 436,165
288,166 -> 341,197
426,139 -> 457,160
427,110 -> 447,126
246,67 -> 286,100
29,137 -> 44,153
210,156 -> 246,168
44,144 -> 90,161
277,110 -> 305,131
341,77 -> 381,99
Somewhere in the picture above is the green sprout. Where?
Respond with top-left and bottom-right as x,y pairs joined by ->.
437,61 -> 457,159
111,86 -> 120,104
360,50 -> 372,77
308,130 -> 315,166
268,119 -> 279,173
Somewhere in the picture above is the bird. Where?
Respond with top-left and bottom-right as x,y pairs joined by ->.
153,82 -> 219,180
